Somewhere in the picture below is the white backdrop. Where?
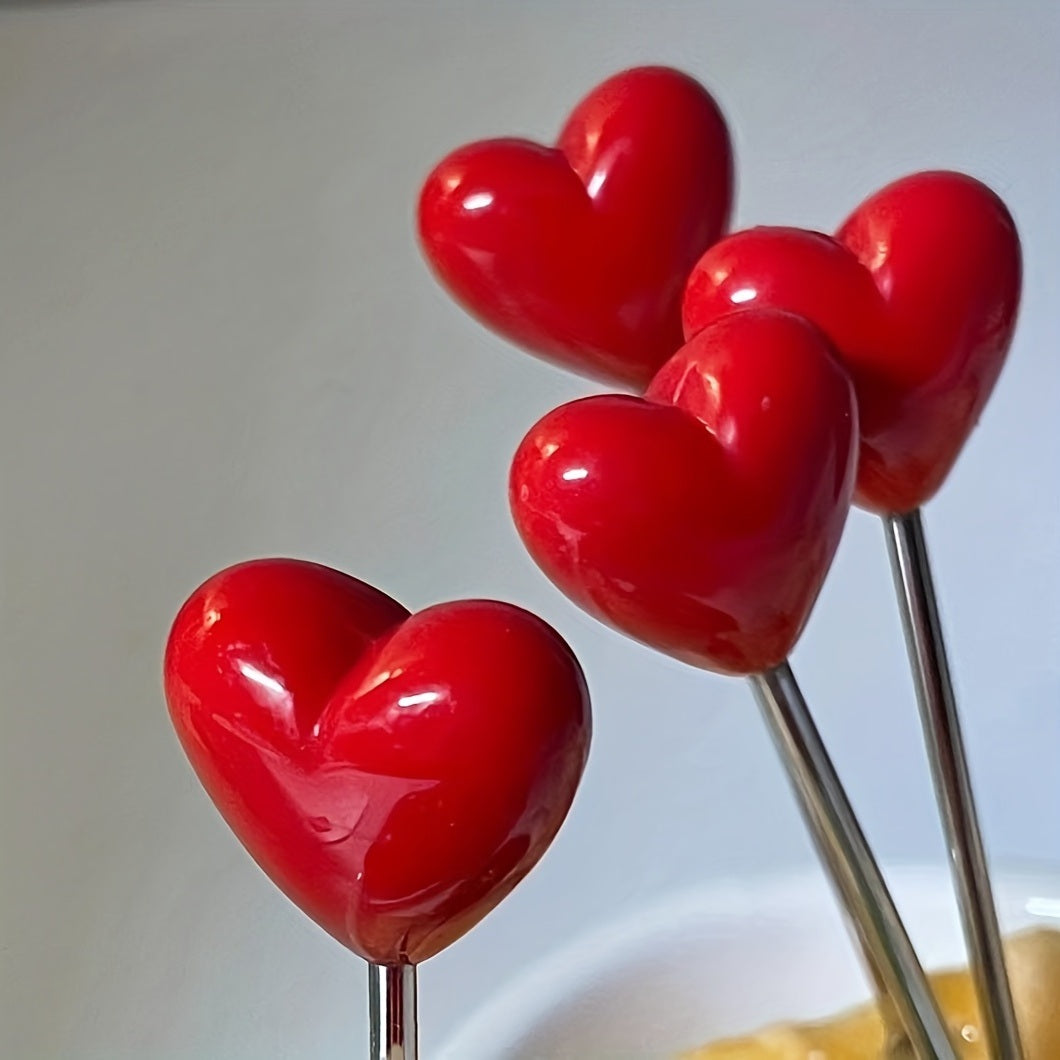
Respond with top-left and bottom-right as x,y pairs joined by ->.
2,2 -> 1057,1057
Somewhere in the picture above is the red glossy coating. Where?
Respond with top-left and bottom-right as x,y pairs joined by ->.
163,559 -> 590,965
510,309 -> 857,675
418,66 -> 733,389
682,171 -> 1021,513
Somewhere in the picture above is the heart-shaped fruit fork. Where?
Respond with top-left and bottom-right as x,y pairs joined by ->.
512,309 -> 960,1058
164,558 -> 591,1058
683,171 -> 1025,1060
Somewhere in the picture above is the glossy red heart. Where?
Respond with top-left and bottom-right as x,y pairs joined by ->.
682,171 -> 1021,513
163,559 -> 590,965
418,65 -> 733,389
510,309 -> 857,675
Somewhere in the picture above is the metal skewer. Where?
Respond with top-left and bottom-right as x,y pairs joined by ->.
369,963 -> 418,1060
750,662 -> 959,1060
885,508 -> 1024,1060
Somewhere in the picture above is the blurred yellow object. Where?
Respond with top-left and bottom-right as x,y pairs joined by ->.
682,928 -> 1060,1059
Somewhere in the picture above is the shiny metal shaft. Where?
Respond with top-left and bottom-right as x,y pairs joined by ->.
369,963 -> 418,1060
885,509 -> 1024,1060
750,662 -> 958,1060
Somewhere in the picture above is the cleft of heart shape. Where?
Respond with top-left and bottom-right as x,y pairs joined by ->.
163,559 -> 591,965
510,309 -> 858,676
418,65 -> 733,389
682,170 -> 1022,513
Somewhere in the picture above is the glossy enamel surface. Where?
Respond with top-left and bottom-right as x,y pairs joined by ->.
682,171 -> 1021,513
164,559 -> 591,965
418,66 -> 733,389
510,309 -> 857,675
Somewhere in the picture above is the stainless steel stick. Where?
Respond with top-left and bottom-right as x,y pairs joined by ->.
369,963 -> 418,1060
750,662 -> 958,1060
885,508 -> 1024,1060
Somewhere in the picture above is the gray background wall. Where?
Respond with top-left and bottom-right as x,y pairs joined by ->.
2,2 -> 1057,1056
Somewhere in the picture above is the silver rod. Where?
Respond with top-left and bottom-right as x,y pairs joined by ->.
750,662 -> 958,1060
369,962 -> 418,1060
885,509 -> 1024,1060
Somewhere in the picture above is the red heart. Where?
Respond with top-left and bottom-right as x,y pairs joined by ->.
682,171 -> 1021,513
163,559 -> 590,965
510,309 -> 857,675
418,66 -> 733,389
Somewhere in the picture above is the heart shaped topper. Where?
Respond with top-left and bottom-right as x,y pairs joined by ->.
418,66 -> 734,389
164,559 -> 591,965
510,309 -> 857,675
682,171 -> 1021,513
